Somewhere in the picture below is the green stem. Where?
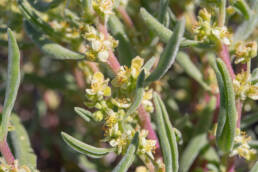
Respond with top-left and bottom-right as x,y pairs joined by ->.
218,0 -> 227,27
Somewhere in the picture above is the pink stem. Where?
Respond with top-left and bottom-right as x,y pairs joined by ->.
117,6 -> 134,28
0,140 -> 15,165
217,44 -> 235,79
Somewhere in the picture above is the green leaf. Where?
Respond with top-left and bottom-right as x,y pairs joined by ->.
61,132 -> 114,158
74,107 -> 93,122
232,0 -> 252,19
28,0 -> 63,12
112,132 -> 139,172
158,0 -> 168,25
176,52 -> 210,91
145,19 -> 185,85
0,28 -> 20,141
156,93 -> 179,172
234,0 -> 258,41
251,68 -> 258,85
153,92 -> 172,172
108,15 -> 136,66
215,59 -> 237,152
17,0 -> 60,40
126,71 -> 145,117
179,134 -> 208,172
140,8 -> 201,47
241,113 -> 258,129
24,21 -> 85,60
250,161 -> 258,172
143,57 -> 156,72
179,97 -> 216,172
10,115 -> 37,170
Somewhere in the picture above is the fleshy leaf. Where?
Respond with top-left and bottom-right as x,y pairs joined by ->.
0,28 -> 21,141
61,132 -> 114,158
24,21 -> 84,60
156,93 -> 179,172
10,115 -> 37,170
126,71 -> 145,117
215,59 -> 237,152
108,15 -> 136,66
250,161 -> 258,172
112,132 -> 139,172
153,92 -> 173,172
140,8 -> 200,47
176,52 -> 210,91
145,19 -> 185,85
74,107 -> 93,122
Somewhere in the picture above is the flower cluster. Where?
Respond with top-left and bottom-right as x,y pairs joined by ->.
233,71 -> 258,101
193,8 -> 231,45
92,0 -> 115,22
83,26 -> 118,62
231,129 -> 256,160
83,57 -> 156,157
234,41 -> 257,64
0,159 -> 32,172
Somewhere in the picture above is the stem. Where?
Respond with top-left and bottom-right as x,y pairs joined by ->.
0,140 -> 15,165
117,6 -> 134,29
97,23 -> 162,158
217,44 -> 235,79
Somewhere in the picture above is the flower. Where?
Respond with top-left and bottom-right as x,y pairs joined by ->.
138,130 -> 156,159
92,0 -> 115,21
85,72 -> 111,102
142,89 -> 154,113
111,97 -> 131,108
193,8 -> 231,45
231,128 -> 256,160
234,41 -> 257,64
84,26 -> 118,62
233,71 -> 258,100
111,56 -> 144,89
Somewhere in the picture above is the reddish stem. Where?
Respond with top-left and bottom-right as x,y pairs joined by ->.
217,44 -> 235,79
0,140 -> 15,165
117,6 -> 134,28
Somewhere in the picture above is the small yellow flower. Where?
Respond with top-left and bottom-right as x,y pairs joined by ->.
84,26 -> 118,62
234,41 -> 257,64
231,128 -> 256,160
86,72 -> 111,101
138,130 -> 156,159
131,56 -> 144,79
92,0 -> 115,20
111,97 -> 131,108
233,71 -> 258,100
111,66 -> 131,88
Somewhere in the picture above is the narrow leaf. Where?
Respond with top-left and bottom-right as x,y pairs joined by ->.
143,56 -> 156,73
179,134 -> 208,172
153,92 -> 172,172
234,0 -> 258,41
112,132 -> 139,172
126,71 -> 145,116
250,161 -> 258,172
17,0 -> 60,40
176,52 -> 210,91
241,113 -> 258,129
232,0 -> 252,19
10,115 -> 37,170
108,15 -> 136,66
215,59 -> 237,152
24,21 -> 84,60
28,0 -> 63,12
251,68 -> 258,85
0,28 -> 20,141
140,8 -> 200,47
145,19 -> 185,85
61,132 -> 114,158
74,107 -> 93,122
156,94 -> 179,172
158,0 -> 168,25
